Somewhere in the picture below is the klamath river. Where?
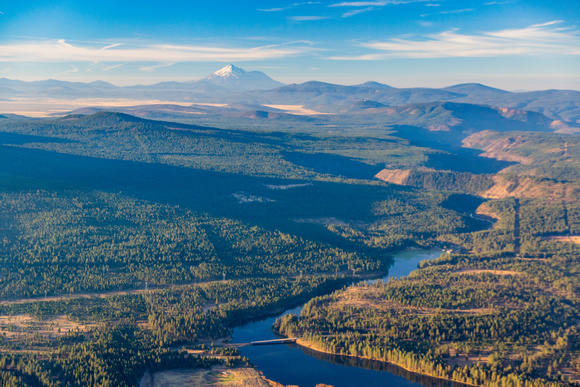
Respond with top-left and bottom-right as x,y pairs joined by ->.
232,248 -> 469,387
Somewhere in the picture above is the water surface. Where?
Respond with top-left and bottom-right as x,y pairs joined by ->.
231,248 -> 465,387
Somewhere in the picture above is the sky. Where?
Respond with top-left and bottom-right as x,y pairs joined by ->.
0,0 -> 579,90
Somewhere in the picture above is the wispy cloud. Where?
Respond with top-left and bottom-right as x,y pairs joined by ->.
100,43 -> 124,51
438,8 -> 473,14
342,6 -> 375,17
103,63 -> 125,71
330,0 -> 433,6
330,1 -> 388,5
258,7 -> 292,12
139,62 -> 176,72
288,15 -> 330,21
0,40 -> 315,63
255,40 -> 316,49
329,21 -> 580,59
258,2 -> 320,12
421,7 -> 473,17
272,0 -> 434,20
56,65 -> 79,76
329,0 -> 437,17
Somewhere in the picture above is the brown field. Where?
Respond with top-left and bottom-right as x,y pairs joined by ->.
331,286 -> 494,316
374,168 -> 411,185
447,353 -> 491,368
263,104 -> 332,116
1,98 -> 196,117
0,314 -> 95,339
545,235 -> 580,245
139,365 -> 278,387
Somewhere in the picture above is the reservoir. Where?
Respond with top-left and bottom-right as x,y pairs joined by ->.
231,248 -> 466,387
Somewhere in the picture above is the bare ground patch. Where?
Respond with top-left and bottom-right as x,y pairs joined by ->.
1,98 -> 195,117
263,104 -> 332,116
545,235 -> 580,245
0,314 -> 95,339
140,365 -> 276,387
481,175 -> 579,202
446,352 -> 491,368
374,169 -> 411,185
331,286 -> 494,316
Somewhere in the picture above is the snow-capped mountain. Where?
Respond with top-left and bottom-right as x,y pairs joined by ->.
207,64 -> 248,79
199,64 -> 284,91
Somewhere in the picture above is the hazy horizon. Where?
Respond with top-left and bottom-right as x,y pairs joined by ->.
0,63 -> 577,93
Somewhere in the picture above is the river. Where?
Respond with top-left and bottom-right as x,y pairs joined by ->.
231,248 -> 467,387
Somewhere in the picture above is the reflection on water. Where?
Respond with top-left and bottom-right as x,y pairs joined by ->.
232,248 -> 464,387
295,344 -> 469,387
369,248 -> 444,284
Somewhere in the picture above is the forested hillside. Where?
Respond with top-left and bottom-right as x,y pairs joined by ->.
275,154 -> 580,386
0,109 -> 578,386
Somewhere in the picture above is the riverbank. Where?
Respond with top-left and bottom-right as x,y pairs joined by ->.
270,250 -> 478,387
231,248 -> 454,387
270,240 -> 577,387
291,338 -> 476,387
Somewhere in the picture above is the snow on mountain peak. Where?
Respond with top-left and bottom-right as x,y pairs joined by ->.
211,64 -> 247,79
199,64 -> 285,90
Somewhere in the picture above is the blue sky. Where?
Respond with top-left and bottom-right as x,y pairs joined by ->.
0,0 -> 579,90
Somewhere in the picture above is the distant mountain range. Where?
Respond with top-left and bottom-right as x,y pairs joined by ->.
1,65 -> 579,124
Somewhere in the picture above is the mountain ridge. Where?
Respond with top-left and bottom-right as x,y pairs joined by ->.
1,65 -> 579,123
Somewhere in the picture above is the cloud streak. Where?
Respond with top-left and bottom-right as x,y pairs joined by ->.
330,0 -> 433,6
139,62 -> 176,72
56,65 -> 79,76
438,8 -> 473,14
258,2 -> 321,12
342,6 -> 376,17
288,15 -> 330,21
329,0 -> 438,18
0,40 -> 314,63
330,21 -> 580,59
258,7 -> 292,12
103,63 -> 125,71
